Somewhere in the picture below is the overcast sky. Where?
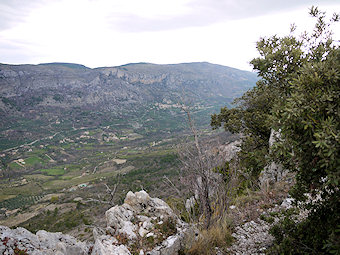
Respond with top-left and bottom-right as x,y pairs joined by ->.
0,0 -> 339,71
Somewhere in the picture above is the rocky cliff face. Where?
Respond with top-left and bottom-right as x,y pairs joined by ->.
0,62 -> 257,113
0,191 -> 195,255
259,130 -> 289,189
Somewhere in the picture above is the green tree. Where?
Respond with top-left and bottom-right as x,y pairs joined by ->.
212,6 -> 340,253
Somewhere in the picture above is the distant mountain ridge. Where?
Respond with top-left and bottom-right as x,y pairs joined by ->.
38,62 -> 90,69
0,61 -> 257,114
0,62 -> 258,149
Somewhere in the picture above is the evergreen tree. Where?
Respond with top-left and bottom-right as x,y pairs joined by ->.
212,7 -> 340,253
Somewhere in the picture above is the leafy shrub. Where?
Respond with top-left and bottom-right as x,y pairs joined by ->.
268,195 -> 340,254
260,214 -> 274,224
156,218 -> 177,237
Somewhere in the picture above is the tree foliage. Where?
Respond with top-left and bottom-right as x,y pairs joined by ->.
211,82 -> 273,178
212,6 -> 340,253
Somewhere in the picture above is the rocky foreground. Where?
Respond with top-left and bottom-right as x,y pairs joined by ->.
0,190 -> 195,255
1,191 -> 298,255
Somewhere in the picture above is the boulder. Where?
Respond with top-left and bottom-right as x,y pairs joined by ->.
105,190 -> 176,240
124,190 -> 176,218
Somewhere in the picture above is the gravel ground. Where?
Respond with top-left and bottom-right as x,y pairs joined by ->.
227,219 -> 274,255
227,197 -> 295,255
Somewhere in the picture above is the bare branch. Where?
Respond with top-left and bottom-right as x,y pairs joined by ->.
163,175 -> 182,196
83,198 -> 111,204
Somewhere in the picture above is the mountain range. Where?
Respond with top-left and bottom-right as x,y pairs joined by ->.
0,62 -> 258,150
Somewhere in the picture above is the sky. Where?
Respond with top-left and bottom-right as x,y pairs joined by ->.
0,0 -> 339,71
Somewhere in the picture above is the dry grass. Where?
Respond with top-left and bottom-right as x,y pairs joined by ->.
231,175 -> 295,225
183,176 -> 294,254
187,218 -> 233,255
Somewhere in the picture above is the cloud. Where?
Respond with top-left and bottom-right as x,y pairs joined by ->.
1,0 -> 338,33
109,0 -> 339,32
0,0 -> 50,31
0,0 -> 339,69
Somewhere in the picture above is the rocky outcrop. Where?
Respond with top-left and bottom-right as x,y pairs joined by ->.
0,225 -> 90,255
1,190 -> 194,255
259,130 -> 289,188
228,195 -> 307,255
94,190 -> 193,255
220,140 -> 241,162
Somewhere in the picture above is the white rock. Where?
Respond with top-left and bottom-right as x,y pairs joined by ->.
0,226 -> 89,255
136,215 -> 149,222
106,204 -> 137,239
139,227 -> 148,237
142,220 -> 153,230
281,198 -> 294,208
146,232 -> 154,238
259,129 -> 289,188
155,235 -> 181,255
185,197 -> 195,212
220,140 -> 241,161
92,235 -> 131,255
123,190 -> 175,218
0,190 -> 193,255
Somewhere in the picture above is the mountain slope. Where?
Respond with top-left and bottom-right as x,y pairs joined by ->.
0,62 -> 257,150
